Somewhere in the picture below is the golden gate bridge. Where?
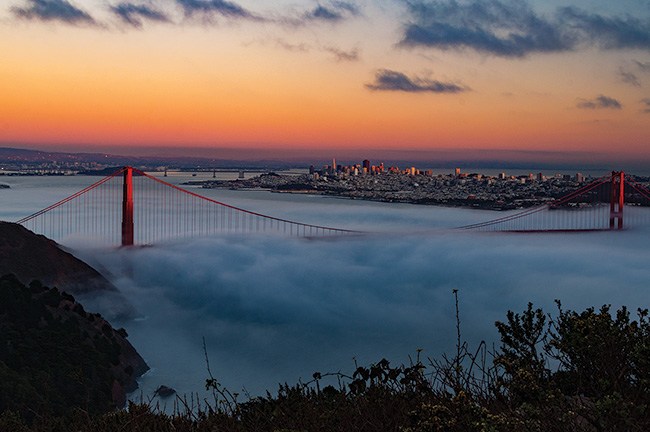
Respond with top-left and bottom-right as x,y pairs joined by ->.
13,167 -> 650,246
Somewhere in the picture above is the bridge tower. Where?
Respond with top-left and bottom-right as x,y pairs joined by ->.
121,166 -> 134,246
609,171 -> 625,230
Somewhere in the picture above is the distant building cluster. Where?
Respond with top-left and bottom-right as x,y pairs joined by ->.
188,158 -> 598,210
308,158 -> 585,185
310,158 -> 435,179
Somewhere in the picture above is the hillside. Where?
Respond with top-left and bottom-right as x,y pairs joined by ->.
0,222 -> 119,295
0,274 -> 148,422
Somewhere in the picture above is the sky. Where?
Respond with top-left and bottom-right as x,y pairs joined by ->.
1,0 -> 650,163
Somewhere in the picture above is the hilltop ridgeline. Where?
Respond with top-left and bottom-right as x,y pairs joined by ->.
0,222 -> 140,319
0,222 -> 118,296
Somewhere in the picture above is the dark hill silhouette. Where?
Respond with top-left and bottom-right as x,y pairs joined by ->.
0,274 -> 148,416
0,221 -> 136,319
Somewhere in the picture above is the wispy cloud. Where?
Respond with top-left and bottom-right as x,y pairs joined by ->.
641,98 -> 650,113
11,0 -> 96,25
111,3 -> 170,28
274,38 -> 311,52
576,95 -> 622,110
365,69 -> 468,93
401,0 -> 650,58
282,1 -> 359,26
175,0 -> 260,20
619,67 -> 641,87
304,2 -> 357,22
560,7 -> 650,51
323,46 -> 359,61
636,60 -> 650,73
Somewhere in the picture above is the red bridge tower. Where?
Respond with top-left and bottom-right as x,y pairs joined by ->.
121,166 -> 134,246
610,171 -> 624,230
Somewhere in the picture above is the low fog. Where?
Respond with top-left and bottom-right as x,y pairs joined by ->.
68,192 -> 650,402
2,177 -> 647,402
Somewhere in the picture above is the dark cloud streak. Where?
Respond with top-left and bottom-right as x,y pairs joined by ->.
559,7 -> 650,51
636,61 -> 650,73
401,0 -> 650,57
11,0 -> 96,25
365,69 -> 468,93
111,3 -> 170,28
323,46 -> 359,61
576,95 -> 622,110
618,67 -> 641,87
175,0 -> 260,20
284,1 -> 358,26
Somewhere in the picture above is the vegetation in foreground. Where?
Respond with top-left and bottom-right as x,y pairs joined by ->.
0,274 -> 147,430
1,284 -> 649,431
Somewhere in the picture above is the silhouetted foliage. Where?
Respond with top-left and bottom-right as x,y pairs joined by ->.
0,274 -> 126,427
2,283 -> 650,431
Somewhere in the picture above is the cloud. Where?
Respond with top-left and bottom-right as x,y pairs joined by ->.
307,5 -> 343,21
9,175 -> 650,399
323,46 -> 359,61
636,60 -> 650,73
275,38 -> 311,52
280,1 -> 359,26
365,69 -> 468,93
619,67 -> 641,87
304,2 -> 358,22
400,0 -> 572,57
78,210 -> 650,399
559,7 -> 650,51
401,0 -> 650,58
175,0 -> 260,20
641,98 -> 650,113
11,0 -> 96,25
576,95 -> 622,110
111,3 -> 170,28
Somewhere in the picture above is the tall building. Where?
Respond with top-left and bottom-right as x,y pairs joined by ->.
363,159 -> 370,173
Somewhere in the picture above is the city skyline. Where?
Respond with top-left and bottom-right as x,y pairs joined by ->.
2,0 -> 650,164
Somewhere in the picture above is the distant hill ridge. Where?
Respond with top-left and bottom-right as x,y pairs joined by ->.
0,146 -> 293,169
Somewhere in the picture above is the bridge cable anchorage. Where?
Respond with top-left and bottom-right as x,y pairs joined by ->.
16,166 -> 363,246
452,171 -> 650,232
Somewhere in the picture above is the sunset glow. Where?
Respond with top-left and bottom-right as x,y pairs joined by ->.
2,0 -> 650,162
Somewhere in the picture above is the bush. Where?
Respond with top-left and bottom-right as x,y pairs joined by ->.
2,283 -> 649,431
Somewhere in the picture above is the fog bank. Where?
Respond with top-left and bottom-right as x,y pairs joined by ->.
80,223 -> 650,401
